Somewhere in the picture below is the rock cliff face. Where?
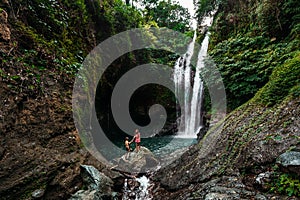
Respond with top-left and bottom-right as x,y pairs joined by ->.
0,2 -> 108,199
152,95 -> 300,198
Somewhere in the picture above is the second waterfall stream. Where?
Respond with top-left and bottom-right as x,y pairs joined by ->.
174,14 -> 215,138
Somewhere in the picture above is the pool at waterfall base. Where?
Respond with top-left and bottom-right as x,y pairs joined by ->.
99,136 -> 198,163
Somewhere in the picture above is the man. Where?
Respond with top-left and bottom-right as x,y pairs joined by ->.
124,137 -> 132,160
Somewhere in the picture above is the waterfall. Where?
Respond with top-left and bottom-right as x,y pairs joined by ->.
174,32 -> 197,134
174,15 -> 215,138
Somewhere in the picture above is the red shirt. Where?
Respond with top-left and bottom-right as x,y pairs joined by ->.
135,132 -> 140,143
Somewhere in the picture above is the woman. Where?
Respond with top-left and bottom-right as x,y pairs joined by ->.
131,129 -> 141,152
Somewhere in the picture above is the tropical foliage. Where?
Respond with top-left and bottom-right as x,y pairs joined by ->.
200,0 -> 300,111
141,0 -> 191,32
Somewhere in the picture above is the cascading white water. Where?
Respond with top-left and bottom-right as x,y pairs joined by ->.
188,33 -> 210,135
174,32 -> 197,134
122,176 -> 152,200
174,15 -> 215,138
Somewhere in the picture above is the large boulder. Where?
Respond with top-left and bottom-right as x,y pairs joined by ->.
276,151 -> 300,176
114,146 -> 159,174
69,165 -> 114,200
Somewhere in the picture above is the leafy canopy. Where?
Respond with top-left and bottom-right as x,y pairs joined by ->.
141,0 -> 192,32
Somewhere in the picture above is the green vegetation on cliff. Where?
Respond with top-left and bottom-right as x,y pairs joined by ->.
195,0 -> 300,197
0,0 -> 153,199
198,0 -> 300,111
154,0 -> 299,198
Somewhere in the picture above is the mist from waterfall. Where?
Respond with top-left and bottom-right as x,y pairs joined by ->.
174,15 -> 215,138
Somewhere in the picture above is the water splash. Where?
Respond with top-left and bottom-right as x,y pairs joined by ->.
136,176 -> 151,199
122,176 -> 152,200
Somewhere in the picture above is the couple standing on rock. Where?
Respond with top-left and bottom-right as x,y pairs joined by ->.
125,129 -> 141,158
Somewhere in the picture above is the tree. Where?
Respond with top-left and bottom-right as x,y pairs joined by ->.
141,0 -> 192,32
195,0 -> 218,24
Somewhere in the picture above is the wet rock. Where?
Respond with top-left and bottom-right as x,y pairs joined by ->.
255,172 -> 273,190
255,194 -> 268,200
202,184 -> 247,199
155,122 -> 177,137
81,165 -> 113,192
276,151 -> 300,176
152,175 -> 267,200
102,168 -> 125,193
69,165 -> 114,200
31,189 -> 45,199
197,126 -> 209,141
69,190 -> 100,200
114,146 -> 159,173
205,192 -> 232,200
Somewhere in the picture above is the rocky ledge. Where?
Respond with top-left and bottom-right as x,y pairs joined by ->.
150,98 -> 300,199
111,146 -> 160,174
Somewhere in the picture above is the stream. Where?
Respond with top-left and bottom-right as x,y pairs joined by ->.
122,176 -> 153,200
